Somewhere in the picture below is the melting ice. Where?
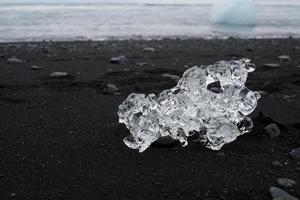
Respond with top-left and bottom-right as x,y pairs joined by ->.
211,0 -> 256,25
118,59 -> 260,152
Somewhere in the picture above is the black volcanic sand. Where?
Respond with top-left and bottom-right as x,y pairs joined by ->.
0,38 -> 300,200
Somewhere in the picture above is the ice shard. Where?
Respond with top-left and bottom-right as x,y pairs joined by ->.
118,59 -> 260,152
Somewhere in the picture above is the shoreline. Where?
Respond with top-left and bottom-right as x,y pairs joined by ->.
1,35 -> 300,44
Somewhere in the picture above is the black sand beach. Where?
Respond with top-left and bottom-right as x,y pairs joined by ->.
1,38 -> 300,199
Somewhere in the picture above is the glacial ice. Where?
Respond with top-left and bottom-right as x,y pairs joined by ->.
211,0 -> 256,25
118,59 -> 260,152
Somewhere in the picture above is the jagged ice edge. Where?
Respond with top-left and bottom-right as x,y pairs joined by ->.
118,58 -> 261,152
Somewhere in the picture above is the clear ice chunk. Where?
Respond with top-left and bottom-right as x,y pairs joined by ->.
118,59 -> 260,152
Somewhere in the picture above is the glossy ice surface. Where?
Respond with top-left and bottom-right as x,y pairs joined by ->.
118,59 -> 260,152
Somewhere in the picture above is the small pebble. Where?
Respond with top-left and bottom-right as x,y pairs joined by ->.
161,73 -> 180,80
246,46 -> 254,51
268,170 -> 275,175
142,47 -> 155,52
154,182 -> 162,186
10,193 -> 16,197
30,65 -> 42,70
269,187 -> 298,200
7,57 -> 23,63
216,152 -> 225,157
263,63 -> 280,68
264,123 -> 280,138
282,95 -> 295,102
289,147 -> 300,160
105,84 -> 119,94
136,62 -> 147,67
278,55 -> 292,62
277,178 -> 296,188
294,46 -> 300,51
136,62 -> 155,67
50,72 -> 68,78
110,55 -> 128,64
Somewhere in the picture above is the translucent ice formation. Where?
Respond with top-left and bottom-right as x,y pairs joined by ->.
211,0 -> 256,25
118,59 -> 260,152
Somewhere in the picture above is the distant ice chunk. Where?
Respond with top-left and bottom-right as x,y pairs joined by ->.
118,59 -> 260,152
211,0 -> 256,25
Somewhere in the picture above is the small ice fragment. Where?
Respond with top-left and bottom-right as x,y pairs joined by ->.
50,72 -> 68,78
118,59 -> 260,152
264,123 -> 280,138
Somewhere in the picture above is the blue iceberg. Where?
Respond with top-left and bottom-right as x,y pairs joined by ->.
211,0 -> 256,26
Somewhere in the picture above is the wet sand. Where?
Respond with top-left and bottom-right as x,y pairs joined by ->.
0,38 -> 300,200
